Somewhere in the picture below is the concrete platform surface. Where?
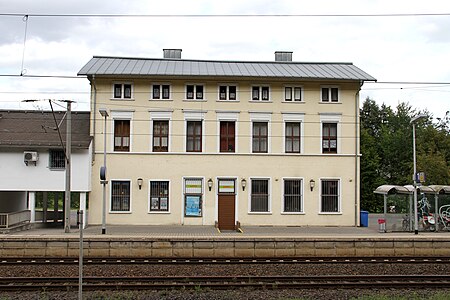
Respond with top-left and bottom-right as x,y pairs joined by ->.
2,224 -> 450,240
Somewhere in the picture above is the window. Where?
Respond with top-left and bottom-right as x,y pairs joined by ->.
252,86 -> 270,101
220,121 -> 235,152
113,83 -> 132,99
111,180 -> 130,212
284,179 -> 303,213
114,120 -> 130,152
150,181 -> 169,212
219,85 -> 237,100
322,123 -> 337,153
152,84 -> 170,100
184,178 -> 203,217
186,84 -> 204,100
250,179 -> 269,212
285,87 -> 302,101
321,179 -> 340,213
49,149 -> 65,169
153,120 -> 169,152
252,122 -> 268,153
186,121 -> 202,152
285,122 -> 301,153
321,87 -> 339,102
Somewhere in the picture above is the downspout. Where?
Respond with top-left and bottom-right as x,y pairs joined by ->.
355,81 -> 363,227
91,75 -> 97,164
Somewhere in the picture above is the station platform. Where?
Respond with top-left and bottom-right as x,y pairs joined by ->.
1,225 -> 449,258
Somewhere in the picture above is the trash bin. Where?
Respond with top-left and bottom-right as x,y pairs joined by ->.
360,211 -> 369,227
378,218 -> 386,233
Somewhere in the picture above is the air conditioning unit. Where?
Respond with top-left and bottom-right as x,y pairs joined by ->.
24,151 -> 38,165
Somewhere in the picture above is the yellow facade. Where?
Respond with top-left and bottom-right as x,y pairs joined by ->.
87,73 -> 364,227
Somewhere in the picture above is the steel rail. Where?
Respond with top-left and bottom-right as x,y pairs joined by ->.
0,275 -> 450,291
0,256 -> 449,265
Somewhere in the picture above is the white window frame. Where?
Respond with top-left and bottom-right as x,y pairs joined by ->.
109,179 -> 132,213
149,110 -> 172,152
319,178 -> 342,214
182,177 -> 205,219
110,110 -> 134,152
320,85 -> 340,103
283,85 -> 304,102
217,84 -> 239,101
282,113 -> 305,154
112,82 -> 134,100
185,83 -> 206,100
148,179 -> 171,214
183,110 -> 206,152
248,177 -> 272,214
250,85 -> 271,102
320,113 -> 341,154
150,83 -> 172,100
249,112 -> 272,154
281,177 -> 304,214
216,111 -> 239,153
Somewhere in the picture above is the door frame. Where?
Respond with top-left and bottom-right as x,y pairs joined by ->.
215,176 -> 239,228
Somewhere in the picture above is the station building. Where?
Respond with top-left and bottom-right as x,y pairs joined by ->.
78,50 -> 375,230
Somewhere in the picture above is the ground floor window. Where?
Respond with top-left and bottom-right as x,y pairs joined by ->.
250,179 -> 269,212
283,179 -> 303,212
321,179 -> 340,213
184,178 -> 203,217
149,181 -> 169,212
111,180 -> 130,212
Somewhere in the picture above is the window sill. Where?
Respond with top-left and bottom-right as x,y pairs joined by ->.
318,212 -> 342,215
109,211 -> 132,214
319,101 -> 341,104
49,168 -> 65,171
149,99 -> 173,101
217,100 -> 239,102
148,211 -> 171,214
281,212 -> 305,215
110,98 -> 135,101
249,100 -> 272,103
283,101 -> 305,103
183,99 -> 207,102
248,212 -> 272,215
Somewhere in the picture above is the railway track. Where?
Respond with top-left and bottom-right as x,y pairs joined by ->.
0,275 -> 449,291
0,256 -> 449,265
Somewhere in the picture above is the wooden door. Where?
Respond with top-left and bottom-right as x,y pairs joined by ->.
218,194 -> 235,230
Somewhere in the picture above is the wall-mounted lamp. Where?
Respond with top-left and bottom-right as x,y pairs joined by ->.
241,178 -> 247,191
207,178 -> 213,191
309,179 -> 315,192
137,178 -> 143,190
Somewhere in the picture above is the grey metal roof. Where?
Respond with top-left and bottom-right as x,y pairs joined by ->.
78,56 -> 376,81
0,110 -> 91,149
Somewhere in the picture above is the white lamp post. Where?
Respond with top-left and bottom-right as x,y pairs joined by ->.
411,114 -> 427,235
99,108 -> 109,234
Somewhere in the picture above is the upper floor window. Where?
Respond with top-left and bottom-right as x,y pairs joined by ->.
285,87 -> 302,102
186,121 -> 202,152
285,122 -> 301,153
220,121 -> 235,152
321,87 -> 339,102
252,122 -> 268,153
111,180 -> 131,212
322,123 -> 337,153
49,149 -> 65,169
186,84 -> 204,100
153,120 -> 169,152
321,179 -> 340,213
219,85 -> 237,100
114,119 -> 130,152
152,84 -> 170,100
252,86 -> 270,101
113,83 -> 132,99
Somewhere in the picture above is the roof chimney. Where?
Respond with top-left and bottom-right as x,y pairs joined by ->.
163,49 -> 182,59
275,51 -> 293,62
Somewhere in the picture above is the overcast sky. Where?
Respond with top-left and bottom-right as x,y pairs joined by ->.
1,0 -> 449,120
